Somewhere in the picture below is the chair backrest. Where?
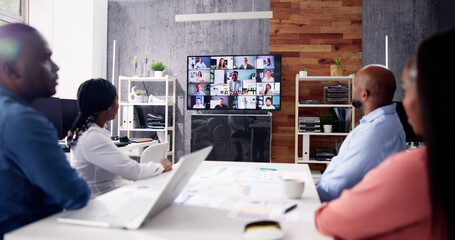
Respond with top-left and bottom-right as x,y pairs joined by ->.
140,142 -> 169,164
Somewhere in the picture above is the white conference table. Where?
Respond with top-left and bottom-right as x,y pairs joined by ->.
5,161 -> 331,240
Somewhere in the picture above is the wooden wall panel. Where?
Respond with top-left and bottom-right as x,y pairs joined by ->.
270,0 -> 362,163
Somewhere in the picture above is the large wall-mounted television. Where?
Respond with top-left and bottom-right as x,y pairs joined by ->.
187,54 -> 282,111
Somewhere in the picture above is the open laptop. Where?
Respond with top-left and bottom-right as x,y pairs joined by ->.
57,145 -> 212,229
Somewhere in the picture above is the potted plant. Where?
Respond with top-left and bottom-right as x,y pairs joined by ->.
320,112 -> 337,133
135,89 -> 147,103
150,61 -> 166,77
299,68 -> 308,77
330,57 -> 343,76
128,86 -> 147,103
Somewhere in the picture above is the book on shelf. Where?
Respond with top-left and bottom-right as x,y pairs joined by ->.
130,138 -> 154,143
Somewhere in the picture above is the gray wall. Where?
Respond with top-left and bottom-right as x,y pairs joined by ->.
362,0 -> 439,101
107,0 -> 270,159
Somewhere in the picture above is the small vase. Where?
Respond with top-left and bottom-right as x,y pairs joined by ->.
132,95 -> 145,103
299,71 -> 307,77
323,125 -> 332,133
330,65 -> 343,76
154,71 -> 163,78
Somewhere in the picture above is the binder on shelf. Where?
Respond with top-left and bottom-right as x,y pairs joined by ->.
122,105 -> 128,129
126,105 -> 138,129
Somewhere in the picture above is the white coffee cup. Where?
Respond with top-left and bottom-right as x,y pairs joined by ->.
281,178 -> 305,199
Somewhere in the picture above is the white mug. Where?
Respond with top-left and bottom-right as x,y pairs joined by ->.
281,178 -> 305,199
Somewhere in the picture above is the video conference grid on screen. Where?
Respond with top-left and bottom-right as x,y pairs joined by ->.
187,55 -> 281,111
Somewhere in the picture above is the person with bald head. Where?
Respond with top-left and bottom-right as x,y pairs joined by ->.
315,64 -> 406,202
316,27 -> 455,239
0,24 -> 90,238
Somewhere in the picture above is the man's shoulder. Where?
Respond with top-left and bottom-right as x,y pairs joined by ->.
0,99 -> 52,133
0,99 -> 43,123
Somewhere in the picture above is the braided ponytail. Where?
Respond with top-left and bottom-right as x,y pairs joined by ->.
66,113 -> 97,147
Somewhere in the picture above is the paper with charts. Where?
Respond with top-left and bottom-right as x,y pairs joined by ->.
174,166 -> 305,221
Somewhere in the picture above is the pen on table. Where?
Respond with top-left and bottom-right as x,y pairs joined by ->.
259,168 -> 277,171
284,204 -> 297,214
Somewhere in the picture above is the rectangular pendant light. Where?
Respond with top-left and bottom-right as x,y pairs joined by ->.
175,11 -> 273,22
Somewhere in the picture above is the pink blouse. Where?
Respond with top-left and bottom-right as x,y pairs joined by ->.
315,147 -> 445,240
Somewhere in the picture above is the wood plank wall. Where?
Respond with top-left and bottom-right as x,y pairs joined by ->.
269,0 -> 362,163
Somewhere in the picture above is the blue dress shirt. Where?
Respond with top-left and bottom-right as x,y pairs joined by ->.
0,87 -> 90,238
315,103 -> 406,202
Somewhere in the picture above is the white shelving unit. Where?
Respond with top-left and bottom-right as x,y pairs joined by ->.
294,74 -> 355,165
117,75 -> 176,163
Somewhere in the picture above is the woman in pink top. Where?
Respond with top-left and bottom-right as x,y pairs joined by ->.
315,28 -> 455,239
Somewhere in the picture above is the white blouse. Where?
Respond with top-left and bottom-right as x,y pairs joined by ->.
70,124 -> 164,198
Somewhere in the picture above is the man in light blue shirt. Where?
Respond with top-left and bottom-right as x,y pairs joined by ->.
195,58 -> 207,69
316,65 -> 406,202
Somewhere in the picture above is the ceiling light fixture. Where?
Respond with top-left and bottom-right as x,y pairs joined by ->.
175,0 -> 272,22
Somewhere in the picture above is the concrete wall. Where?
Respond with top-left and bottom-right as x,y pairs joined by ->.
107,0 -> 270,159
362,0 -> 439,101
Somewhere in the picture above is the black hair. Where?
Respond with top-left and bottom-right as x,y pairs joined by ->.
417,27 -> 455,238
67,78 -> 117,147
264,84 -> 271,95
218,58 -> 225,68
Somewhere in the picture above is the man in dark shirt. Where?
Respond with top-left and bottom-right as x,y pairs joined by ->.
214,97 -> 229,110
0,23 -> 90,238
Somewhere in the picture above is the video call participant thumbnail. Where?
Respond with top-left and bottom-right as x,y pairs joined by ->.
193,96 -> 205,109
214,97 -> 229,110
238,57 -> 254,69
256,56 -> 275,69
262,97 -> 276,110
236,96 -> 256,109
195,58 -> 207,69
259,83 -> 274,96
261,69 -> 274,83
229,71 -> 242,96
193,83 -> 206,96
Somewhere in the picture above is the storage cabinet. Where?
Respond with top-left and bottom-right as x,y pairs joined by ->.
294,74 -> 355,164
117,75 -> 176,162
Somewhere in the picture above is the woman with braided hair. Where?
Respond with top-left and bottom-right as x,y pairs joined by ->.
67,79 -> 172,198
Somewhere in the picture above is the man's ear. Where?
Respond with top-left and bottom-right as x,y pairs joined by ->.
362,89 -> 369,101
2,61 -> 20,79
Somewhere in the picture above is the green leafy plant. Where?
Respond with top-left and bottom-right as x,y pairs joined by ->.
300,68 -> 307,71
135,89 -> 146,96
150,61 -> 166,71
320,112 -> 337,125
333,57 -> 342,65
